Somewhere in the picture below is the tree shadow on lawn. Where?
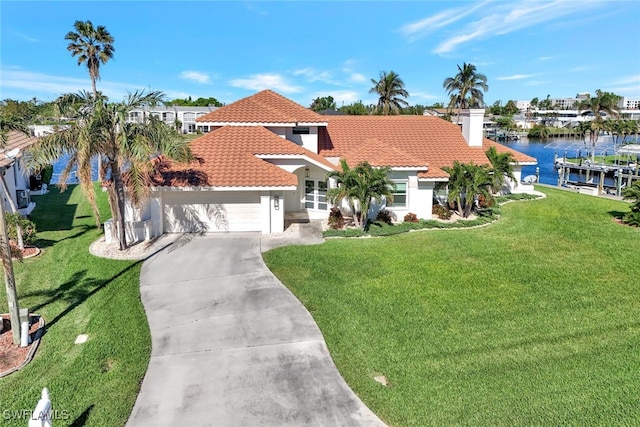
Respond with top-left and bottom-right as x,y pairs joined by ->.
607,210 -> 627,222
32,224 -> 92,249
20,262 -> 141,335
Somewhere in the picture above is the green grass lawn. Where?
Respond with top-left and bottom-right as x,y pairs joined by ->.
0,185 -> 150,426
264,187 -> 640,426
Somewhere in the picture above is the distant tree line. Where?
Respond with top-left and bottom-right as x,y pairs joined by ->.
165,96 -> 223,107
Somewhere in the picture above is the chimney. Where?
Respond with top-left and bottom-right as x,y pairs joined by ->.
461,109 -> 485,147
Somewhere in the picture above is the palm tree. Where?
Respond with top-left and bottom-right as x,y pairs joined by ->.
30,90 -> 194,250
485,146 -> 517,193
442,161 -> 493,218
327,160 -> 395,229
443,63 -> 489,121
0,113 -> 30,145
622,181 -> 640,227
0,114 -> 28,346
578,90 -> 620,162
65,20 -> 115,97
369,71 -> 409,115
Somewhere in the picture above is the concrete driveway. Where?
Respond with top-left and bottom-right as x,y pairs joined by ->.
127,233 -> 386,427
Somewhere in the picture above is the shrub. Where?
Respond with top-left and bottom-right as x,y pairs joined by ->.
5,212 -> 37,245
432,204 -> 452,220
376,209 -> 393,225
623,211 -> 640,227
404,212 -> 418,223
328,207 -> 344,229
478,194 -> 494,208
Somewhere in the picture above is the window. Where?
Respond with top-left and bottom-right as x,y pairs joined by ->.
388,181 -> 407,208
304,179 -> 328,210
293,127 -> 310,135
183,112 -> 195,122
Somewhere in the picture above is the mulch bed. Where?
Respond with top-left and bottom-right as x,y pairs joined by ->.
0,314 -> 44,377
11,244 -> 41,260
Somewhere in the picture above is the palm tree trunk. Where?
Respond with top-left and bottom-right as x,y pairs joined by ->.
0,207 -> 21,345
0,175 -> 24,249
110,159 -> 128,251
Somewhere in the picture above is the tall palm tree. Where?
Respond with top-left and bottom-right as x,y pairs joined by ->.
578,90 -> 620,162
485,146 -> 517,193
443,62 -> 489,121
369,71 -> 409,115
327,160 -> 395,229
29,90 -> 194,250
65,20 -> 115,97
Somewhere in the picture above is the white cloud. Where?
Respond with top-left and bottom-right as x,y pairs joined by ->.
180,71 -> 211,84
0,68 -> 135,100
606,74 -> 640,97
410,91 -> 440,101
293,68 -> 336,84
422,0 -> 606,55
229,73 -> 303,93
6,30 -> 37,43
538,56 -> 555,61
497,74 -> 535,81
349,73 -> 367,83
399,2 -> 488,42
0,68 -> 174,101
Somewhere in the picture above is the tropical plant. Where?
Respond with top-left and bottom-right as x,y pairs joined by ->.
0,112 -> 30,145
528,124 -> 552,139
29,90 -> 194,250
442,161 -> 493,218
338,101 -> 371,115
369,71 -> 409,115
578,90 -> 620,162
327,160 -> 395,229
622,181 -> 640,227
403,212 -> 418,223
65,20 -> 115,97
485,146 -> 517,193
310,96 -> 337,112
443,62 -> 489,121
327,207 -> 344,229
375,209 -> 393,225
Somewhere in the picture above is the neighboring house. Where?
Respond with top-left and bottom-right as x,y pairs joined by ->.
0,131 -> 39,216
126,106 -> 218,134
124,90 -> 536,241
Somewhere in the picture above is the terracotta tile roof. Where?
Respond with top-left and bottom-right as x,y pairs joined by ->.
1,131 -> 38,168
341,138 -> 428,169
154,126 -> 337,188
196,90 -> 326,125
318,115 -> 537,179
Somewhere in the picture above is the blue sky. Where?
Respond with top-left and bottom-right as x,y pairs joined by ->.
1,1 -> 639,107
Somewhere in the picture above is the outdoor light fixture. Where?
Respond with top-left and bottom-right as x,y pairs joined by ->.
305,167 -> 310,177
274,195 -> 280,210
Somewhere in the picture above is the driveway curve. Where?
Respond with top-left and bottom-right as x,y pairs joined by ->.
127,233 -> 386,426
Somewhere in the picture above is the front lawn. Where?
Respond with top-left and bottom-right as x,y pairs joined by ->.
0,185 -> 150,426
263,187 -> 640,426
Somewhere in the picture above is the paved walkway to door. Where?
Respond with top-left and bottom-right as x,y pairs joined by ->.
126,233 -> 386,426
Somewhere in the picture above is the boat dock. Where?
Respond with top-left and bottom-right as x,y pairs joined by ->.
554,153 -> 639,196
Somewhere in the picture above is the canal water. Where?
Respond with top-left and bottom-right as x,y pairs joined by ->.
502,135 -> 637,186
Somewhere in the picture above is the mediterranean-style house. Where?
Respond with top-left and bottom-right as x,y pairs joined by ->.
118,90 -> 537,242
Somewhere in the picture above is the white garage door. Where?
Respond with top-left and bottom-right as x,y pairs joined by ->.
163,191 -> 261,233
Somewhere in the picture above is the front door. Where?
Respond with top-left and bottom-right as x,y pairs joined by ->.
304,179 -> 328,211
